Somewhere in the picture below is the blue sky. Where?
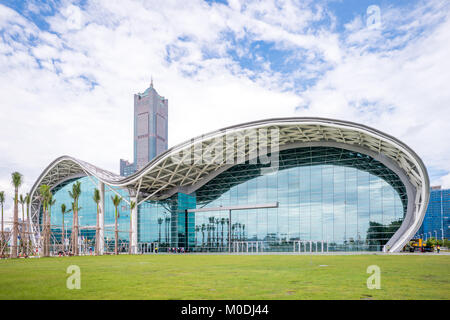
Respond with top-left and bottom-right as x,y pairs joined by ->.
0,0 -> 449,219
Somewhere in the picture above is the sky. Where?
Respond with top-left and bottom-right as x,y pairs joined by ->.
0,0 -> 449,222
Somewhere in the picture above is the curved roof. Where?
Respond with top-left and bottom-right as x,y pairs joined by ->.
29,117 -> 430,252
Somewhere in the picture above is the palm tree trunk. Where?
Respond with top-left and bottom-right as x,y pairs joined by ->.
47,210 -> 51,256
62,215 -> 65,254
164,221 -> 167,244
128,215 -> 132,255
221,226 -> 224,250
43,208 -> 48,257
158,224 -> 161,243
1,206 -> 4,257
114,210 -> 118,255
95,205 -> 99,256
74,208 -> 79,255
26,210 -> 31,256
23,207 -> 28,256
71,208 -> 75,255
11,189 -> 19,258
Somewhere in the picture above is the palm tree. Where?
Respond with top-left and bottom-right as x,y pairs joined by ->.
0,191 -> 5,257
68,181 -> 81,255
129,200 -> 136,254
194,225 -> 200,247
11,172 -> 23,258
215,218 -> 220,247
47,193 -> 56,255
18,194 -> 25,255
111,194 -> 122,255
220,218 -> 225,249
225,218 -> 229,245
38,184 -> 51,257
92,188 -> 101,256
165,216 -> 170,245
206,224 -> 210,248
67,202 -> 82,253
61,203 -> 67,253
201,224 -> 206,248
208,217 -> 214,248
157,218 -> 163,244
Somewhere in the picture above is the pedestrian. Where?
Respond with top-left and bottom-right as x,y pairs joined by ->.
437,245 -> 440,253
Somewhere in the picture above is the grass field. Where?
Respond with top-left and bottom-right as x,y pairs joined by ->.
0,254 -> 449,300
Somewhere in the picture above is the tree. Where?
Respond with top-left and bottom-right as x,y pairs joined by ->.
68,181 -> 82,255
47,193 -> 56,250
18,194 -> 25,255
225,218 -> 229,245
220,218 -> 225,249
61,203 -> 67,253
0,191 -> 5,257
47,193 -> 56,255
195,225 -> 200,247
25,193 -> 31,256
207,224 -> 211,248
208,217 -> 215,248
92,188 -> 101,256
111,194 -> 122,255
165,215 -> 171,245
11,172 -> 23,258
201,224 -> 206,248
67,202 -> 82,253
129,200 -> 136,254
39,184 -> 51,257
157,218 -> 163,244
215,218 -> 220,247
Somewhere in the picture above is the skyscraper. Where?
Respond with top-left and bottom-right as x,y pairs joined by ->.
120,80 -> 168,176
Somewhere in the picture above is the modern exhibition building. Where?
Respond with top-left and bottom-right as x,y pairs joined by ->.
29,117 -> 430,253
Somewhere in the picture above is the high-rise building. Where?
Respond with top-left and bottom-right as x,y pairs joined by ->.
119,159 -> 135,177
120,80 -> 168,176
415,186 -> 449,240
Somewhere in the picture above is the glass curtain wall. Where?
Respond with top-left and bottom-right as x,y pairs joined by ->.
50,176 -> 131,254
190,146 -> 407,252
47,147 -> 408,254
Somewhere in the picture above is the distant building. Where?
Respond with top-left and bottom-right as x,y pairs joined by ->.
119,159 -> 136,177
415,186 -> 449,240
120,80 -> 168,176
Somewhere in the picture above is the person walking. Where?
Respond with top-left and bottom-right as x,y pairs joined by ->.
437,245 -> 440,253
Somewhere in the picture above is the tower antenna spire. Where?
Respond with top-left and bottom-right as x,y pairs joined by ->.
150,75 -> 153,88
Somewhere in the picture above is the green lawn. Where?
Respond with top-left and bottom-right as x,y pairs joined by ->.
0,254 -> 449,300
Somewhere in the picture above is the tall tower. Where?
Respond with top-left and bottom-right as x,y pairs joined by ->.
134,80 -> 168,170
120,80 -> 168,176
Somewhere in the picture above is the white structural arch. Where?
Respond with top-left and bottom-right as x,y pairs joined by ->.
29,117 -> 430,253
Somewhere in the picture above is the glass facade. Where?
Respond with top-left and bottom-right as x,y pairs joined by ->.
48,147 -> 407,253
50,176 -> 131,254
415,188 -> 450,240
189,147 -> 406,252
